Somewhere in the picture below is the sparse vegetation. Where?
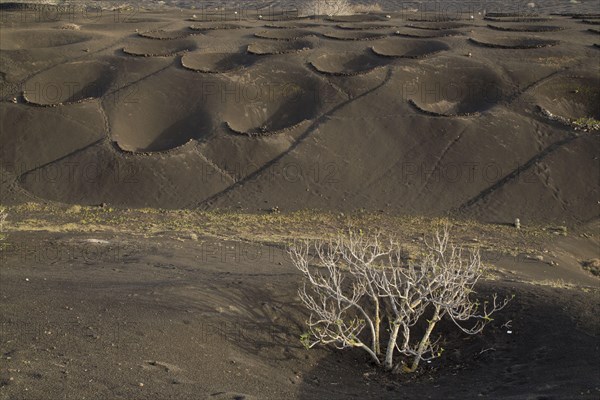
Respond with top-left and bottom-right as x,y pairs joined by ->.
531,279 -> 575,289
539,107 -> 600,132
0,205 -> 6,241
571,116 -> 600,131
0,204 -> 564,257
289,226 -> 511,372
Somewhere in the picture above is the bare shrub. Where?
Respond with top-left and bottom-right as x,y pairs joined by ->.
299,0 -> 354,17
352,3 -> 383,13
289,226 -> 511,372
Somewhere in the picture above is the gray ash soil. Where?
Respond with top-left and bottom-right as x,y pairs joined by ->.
0,9 -> 599,225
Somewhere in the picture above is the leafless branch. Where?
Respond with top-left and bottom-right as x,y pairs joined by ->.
288,225 -> 512,372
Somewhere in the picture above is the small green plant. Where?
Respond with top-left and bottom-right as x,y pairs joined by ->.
572,117 -> 600,131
